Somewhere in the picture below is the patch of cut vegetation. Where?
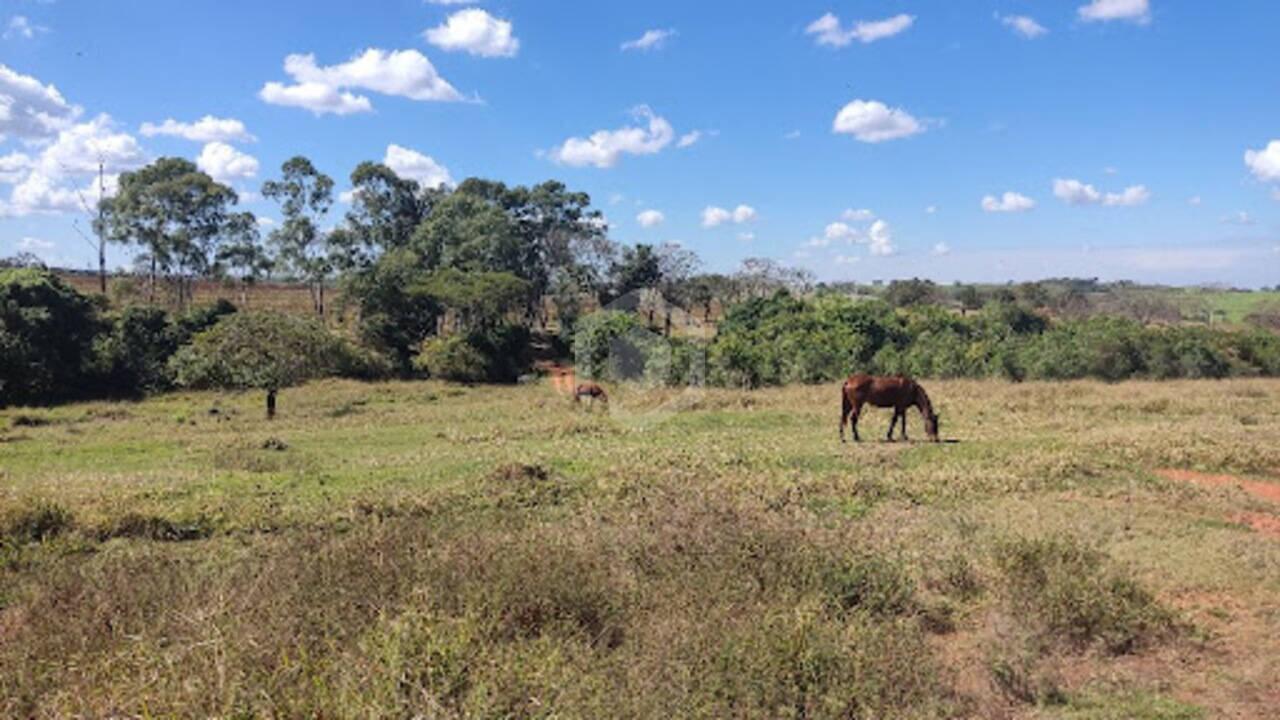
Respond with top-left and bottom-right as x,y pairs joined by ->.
93,513 -> 214,542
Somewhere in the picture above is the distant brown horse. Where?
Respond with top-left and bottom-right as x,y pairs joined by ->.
840,374 -> 939,443
574,382 -> 609,409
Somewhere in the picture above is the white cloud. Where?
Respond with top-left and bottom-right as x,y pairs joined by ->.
701,206 -> 732,228
5,15 -> 47,40
1054,178 -> 1149,206
1245,140 -> 1280,182
805,13 -> 914,47
140,115 -> 255,143
0,152 -> 31,182
384,143 -> 453,188
259,48 -> 462,114
1103,184 -> 1150,206
824,221 -> 860,243
424,9 -> 518,58
621,28 -> 675,52
1188,195 -> 1202,206
677,130 -> 702,148
425,0 -> 474,4
1,107 -> 145,218
1221,211 -> 1255,226
867,219 -> 895,256
1078,0 -> 1151,24
981,191 -> 1036,212
999,14 -> 1047,38
636,209 -> 664,228
932,242 -> 951,256
732,204 -> 757,223
832,99 -> 923,142
256,216 -> 276,227
196,141 -> 258,184
833,254 -> 859,265
1053,178 -> 1102,205
550,105 -> 675,168
784,130 -> 801,140
841,208 -> 875,222
925,205 -> 937,215
737,231 -> 755,242
0,64 -> 81,141
27,114 -> 145,178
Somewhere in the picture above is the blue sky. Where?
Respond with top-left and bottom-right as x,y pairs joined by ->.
1,0 -> 1277,286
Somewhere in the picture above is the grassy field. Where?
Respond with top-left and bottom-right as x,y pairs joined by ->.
2,378 -> 1279,718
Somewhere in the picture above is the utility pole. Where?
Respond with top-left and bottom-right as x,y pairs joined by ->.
96,161 -> 106,294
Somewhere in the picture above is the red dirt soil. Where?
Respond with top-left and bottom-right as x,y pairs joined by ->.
1156,468 -> 1280,538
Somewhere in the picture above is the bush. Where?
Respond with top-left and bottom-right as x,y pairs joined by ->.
171,311 -> 361,417
92,306 -> 180,395
415,325 -> 530,383
415,335 -> 490,383
994,535 -> 1176,654
0,268 -> 101,406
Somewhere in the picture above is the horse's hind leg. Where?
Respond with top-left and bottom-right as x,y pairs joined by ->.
886,411 -> 898,442
900,411 -> 909,442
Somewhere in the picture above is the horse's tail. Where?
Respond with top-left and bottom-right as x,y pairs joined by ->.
840,383 -> 852,437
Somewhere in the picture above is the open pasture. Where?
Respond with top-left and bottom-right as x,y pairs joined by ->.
3,378 -> 1279,718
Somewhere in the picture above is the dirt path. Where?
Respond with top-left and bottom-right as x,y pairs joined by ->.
1156,468 -> 1280,538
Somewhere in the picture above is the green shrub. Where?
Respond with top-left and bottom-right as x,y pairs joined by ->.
415,335 -> 490,383
994,535 -> 1176,654
0,268 -> 101,406
92,306 -> 179,395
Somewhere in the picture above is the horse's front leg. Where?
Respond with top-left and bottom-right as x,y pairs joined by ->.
886,411 -> 898,442
900,411 -> 909,442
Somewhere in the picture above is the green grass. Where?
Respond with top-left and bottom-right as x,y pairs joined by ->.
2,378 -> 1279,717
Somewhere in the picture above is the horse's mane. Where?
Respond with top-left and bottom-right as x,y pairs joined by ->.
913,382 -> 934,416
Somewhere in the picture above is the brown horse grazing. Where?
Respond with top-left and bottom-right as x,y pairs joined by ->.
840,374 -> 939,443
574,382 -> 609,409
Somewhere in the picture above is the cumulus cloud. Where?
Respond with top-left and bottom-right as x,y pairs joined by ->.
259,49 -> 462,114
867,219 -> 895,256
1053,178 -> 1101,205
805,13 -> 914,47
738,231 -> 755,242
0,152 -> 31,183
832,99 -> 923,142
424,9 -> 519,58
1221,211 -> 1255,226
196,141 -> 258,183
550,105 -> 675,168
999,14 -> 1047,38
636,209 -> 664,227
932,242 -> 951,256
1102,184 -> 1150,206
841,208 -> 875,222
140,116 -> 255,143
1245,140 -> 1280,182
1078,0 -> 1151,24
981,191 -> 1036,213
824,222 -> 860,243
1188,195 -> 1202,206
1,115 -> 144,217
1053,178 -> 1149,206
702,204 -> 756,228
621,28 -> 675,52
384,143 -> 453,188
0,64 -> 82,141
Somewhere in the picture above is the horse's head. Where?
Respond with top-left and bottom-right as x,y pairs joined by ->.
924,412 -> 940,442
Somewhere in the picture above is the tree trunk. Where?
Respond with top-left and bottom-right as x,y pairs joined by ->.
148,256 -> 157,306
317,280 -> 325,318
266,389 -> 277,420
